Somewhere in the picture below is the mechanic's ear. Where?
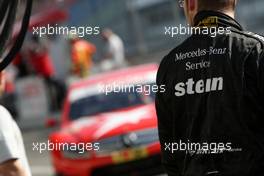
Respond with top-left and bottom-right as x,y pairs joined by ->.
234,0 -> 238,7
189,0 -> 196,11
187,0 -> 198,25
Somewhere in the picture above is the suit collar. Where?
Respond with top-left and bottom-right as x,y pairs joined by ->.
194,10 -> 243,31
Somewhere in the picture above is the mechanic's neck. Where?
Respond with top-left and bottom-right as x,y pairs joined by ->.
199,9 -> 235,18
220,9 -> 235,18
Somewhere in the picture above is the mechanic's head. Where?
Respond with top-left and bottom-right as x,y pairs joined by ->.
181,0 -> 237,25
68,33 -> 79,43
101,28 -> 113,41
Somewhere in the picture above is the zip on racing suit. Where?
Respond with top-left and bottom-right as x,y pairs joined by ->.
156,10 -> 264,176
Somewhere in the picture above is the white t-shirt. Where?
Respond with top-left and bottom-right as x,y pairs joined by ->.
107,34 -> 125,65
0,106 -> 31,176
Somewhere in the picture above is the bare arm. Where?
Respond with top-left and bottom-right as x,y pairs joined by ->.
0,159 -> 28,176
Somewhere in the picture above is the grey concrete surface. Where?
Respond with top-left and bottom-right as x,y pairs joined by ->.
23,127 -> 55,176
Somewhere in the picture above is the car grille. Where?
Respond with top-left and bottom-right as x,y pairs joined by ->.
95,128 -> 159,155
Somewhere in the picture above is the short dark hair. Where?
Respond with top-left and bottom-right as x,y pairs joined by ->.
198,0 -> 236,11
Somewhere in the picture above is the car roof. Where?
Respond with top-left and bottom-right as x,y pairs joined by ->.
69,63 -> 158,91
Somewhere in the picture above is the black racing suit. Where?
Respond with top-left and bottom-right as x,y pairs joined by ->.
156,11 -> 264,176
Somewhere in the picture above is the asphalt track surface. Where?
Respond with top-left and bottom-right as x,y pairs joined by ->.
23,128 -> 54,176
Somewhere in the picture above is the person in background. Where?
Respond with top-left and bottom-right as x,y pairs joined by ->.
101,28 -> 126,71
69,34 -> 96,78
13,53 -> 31,78
25,36 -> 66,111
0,72 -> 31,176
26,35 -> 55,80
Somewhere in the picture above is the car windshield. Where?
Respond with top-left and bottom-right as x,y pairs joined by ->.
69,91 -> 144,120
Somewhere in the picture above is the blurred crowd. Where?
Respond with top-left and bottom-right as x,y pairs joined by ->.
0,28 -> 127,119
